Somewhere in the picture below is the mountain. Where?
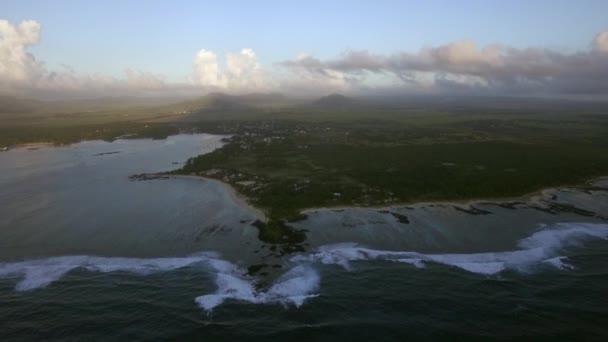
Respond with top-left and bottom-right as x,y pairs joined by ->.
163,92 -> 305,121
229,92 -> 289,107
182,93 -> 251,112
309,93 -> 358,109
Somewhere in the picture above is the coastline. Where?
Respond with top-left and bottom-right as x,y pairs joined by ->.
138,172 -> 607,220
301,188 -> 559,214
301,179 -> 608,214
10,142 -> 56,151
132,173 -> 267,222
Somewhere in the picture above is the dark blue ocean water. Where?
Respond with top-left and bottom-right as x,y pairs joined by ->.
1,135 -> 607,340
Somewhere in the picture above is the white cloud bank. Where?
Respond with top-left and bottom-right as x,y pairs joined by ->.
594,31 -> 608,53
0,19 -> 169,98
0,20 -> 43,85
281,31 -> 608,96
1,19 -> 608,99
192,48 -> 271,91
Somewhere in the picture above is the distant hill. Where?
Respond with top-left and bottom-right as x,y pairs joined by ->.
229,92 -> 289,107
176,92 -> 294,109
165,92 -> 302,120
179,93 -> 251,112
309,93 -> 358,110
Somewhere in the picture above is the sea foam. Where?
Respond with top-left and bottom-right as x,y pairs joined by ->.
290,222 -> 608,275
1,222 -> 606,312
0,253 -> 321,312
0,255 -> 210,291
195,264 -> 320,312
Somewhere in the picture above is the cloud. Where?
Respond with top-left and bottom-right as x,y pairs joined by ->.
192,48 -> 271,91
280,32 -> 608,96
275,54 -> 357,95
2,18 -> 607,99
594,32 -> 608,53
0,19 -> 171,98
0,19 -> 44,86
125,69 -> 166,90
193,49 -> 226,88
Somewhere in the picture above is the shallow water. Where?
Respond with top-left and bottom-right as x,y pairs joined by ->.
0,134 -> 261,261
1,135 -> 608,340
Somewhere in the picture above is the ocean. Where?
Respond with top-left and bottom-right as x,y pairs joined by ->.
1,134 -> 607,340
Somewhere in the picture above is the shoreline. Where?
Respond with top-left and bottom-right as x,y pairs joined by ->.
9,142 -> 56,151
302,188 -> 563,214
1,132 -> 229,152
132,173 -> 267,222
301,178 -> 608,214
137,173 -> 607,220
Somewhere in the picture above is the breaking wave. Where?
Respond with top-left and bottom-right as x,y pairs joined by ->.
0,252 -> 320,313
0,254 -> 215,292
195,263 -> 319,312
0,222 -> 606,312
290,222 -> 608,275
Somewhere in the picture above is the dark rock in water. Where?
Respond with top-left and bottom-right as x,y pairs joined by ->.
94,151 -> 121,156
494,201 -> 527,210
279,244 -> 305,256
247,264 -> 267,275
369,220 -> 387,224
545,202 -> 597,217
452,205 -> 492,216
287,213 -> 308,223
251,219 -> 307,244
390,212 -> 410,224
129,173 -> 170,181
252,220 -> 265,228
377,210 -> 389,214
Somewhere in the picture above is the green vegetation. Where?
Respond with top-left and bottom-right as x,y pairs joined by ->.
0,121 -> 180,146
171,102 -> 608,242
3,92 -> 608,243
0,95 -> 185,146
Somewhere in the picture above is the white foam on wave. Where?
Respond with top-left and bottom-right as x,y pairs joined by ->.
0,253 -> 321,313
0,255 -> 210,291
542,256 -> 574,270
1,222 -> 605,312
291,223 -> 608,276
195,264 -> 320,313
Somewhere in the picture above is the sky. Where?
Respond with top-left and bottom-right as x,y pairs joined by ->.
1,0 -> 608,99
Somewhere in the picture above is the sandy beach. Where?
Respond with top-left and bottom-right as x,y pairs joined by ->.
133,173 -> 267,222
137,172 -> 607,221
11,142 -> 55,150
